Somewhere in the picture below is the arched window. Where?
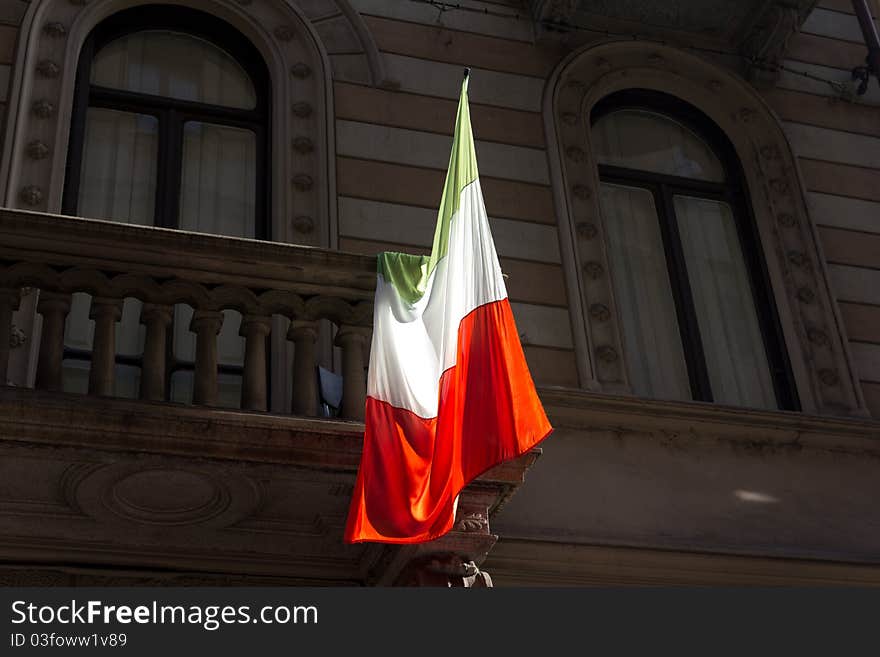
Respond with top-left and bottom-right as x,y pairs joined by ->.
58,6 -> 270,402
592,90 -> 797,410
62,5 -> 269,238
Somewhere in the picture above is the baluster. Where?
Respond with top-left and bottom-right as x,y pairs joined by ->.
0,288 -> 20,385
190,310 -> 223,406
288,319 -> 318,416
139,303 -> 173,401
335,325 -> 370,421
35,291 -> 71,392
88,297 -> 123,396
239,314 -> 272,411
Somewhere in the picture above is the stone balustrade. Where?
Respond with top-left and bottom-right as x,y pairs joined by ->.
0,208 -> 376,419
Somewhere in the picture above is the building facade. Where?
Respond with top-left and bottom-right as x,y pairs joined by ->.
0,0 -> 878,585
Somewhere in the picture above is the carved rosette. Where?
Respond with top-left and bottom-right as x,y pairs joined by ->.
292,174 -> 313,192
290,62 -> 311,79
549,40 -> 866,414
560,112 -> 578,126
788,251 -> 809,268
273,25 -> 295,42
31,99 -> 55,119
596,345 -> 618,363
26,141 -> 50,160
36,60 -> 60,78
19,186 -> 44,207
576,222 -> 597,240
292,215 -> 314,234
43,22 -> 67,38
572,184 -> 592,200
796,287 -> 815,304
582,261 -> 603,279
291,102 -> 312,118
292,136 -> 314,154
565,146 -> 586,162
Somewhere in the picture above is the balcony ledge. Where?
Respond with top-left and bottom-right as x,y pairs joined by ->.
541,386 -> 880,455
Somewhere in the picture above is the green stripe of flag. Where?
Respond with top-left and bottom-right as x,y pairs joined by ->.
377,75 -> 479,306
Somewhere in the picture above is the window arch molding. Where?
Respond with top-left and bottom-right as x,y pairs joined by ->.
545,40 -> 866,417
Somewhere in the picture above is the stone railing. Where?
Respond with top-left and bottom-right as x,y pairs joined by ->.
0,208 -> 377,419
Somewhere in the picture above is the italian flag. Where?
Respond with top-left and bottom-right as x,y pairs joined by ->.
344,74 -> 552,544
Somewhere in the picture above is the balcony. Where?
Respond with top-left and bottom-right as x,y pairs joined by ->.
2,208 -> 879,586
0,208 -> 537,586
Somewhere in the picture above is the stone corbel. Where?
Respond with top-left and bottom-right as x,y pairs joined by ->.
530,0 -> 581,40
740,1 -> 818,87
360,450 -> 541,586
361,487 -> 499,586
395,554 -> 494,588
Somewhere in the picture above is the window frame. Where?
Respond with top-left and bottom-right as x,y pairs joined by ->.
592,89 -> 798,410
62,4 -> 271,239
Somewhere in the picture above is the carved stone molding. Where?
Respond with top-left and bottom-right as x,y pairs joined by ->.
9,324 -> 26,349
546,39 -> 866,415
455,511 -> 488,533
67,462 -> 261,528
